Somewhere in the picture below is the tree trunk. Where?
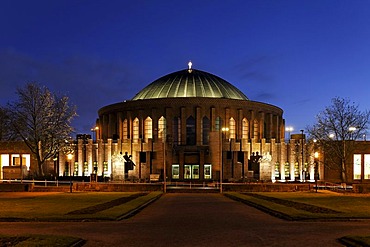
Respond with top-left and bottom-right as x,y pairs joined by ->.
341,160 -> 347,182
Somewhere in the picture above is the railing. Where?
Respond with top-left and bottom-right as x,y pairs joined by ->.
315,181 -> 353,191
166,182 -> 220,190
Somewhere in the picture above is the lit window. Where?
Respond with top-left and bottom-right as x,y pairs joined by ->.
253,119 -> 259,138
204,164 -> 212,179
365,154 -> 370,179
229,117 -> 236,139
242,118 -> 249,139
144,117 -> 153,141
184,165 -> 191,179
0,154 -> 9,167
215,117 -> 221,131
172,164 -> 179,179
158,116 -> 166,141
11,154 -> 20,166
133,118 -> 139,142
354,154 -> 362,180
123,119 -> 128,140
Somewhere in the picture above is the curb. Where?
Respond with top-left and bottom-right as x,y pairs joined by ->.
117,193 -> 163,220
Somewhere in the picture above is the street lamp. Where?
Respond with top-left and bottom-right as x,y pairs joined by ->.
300,129 -> 305,182
91,126 -> 99,142
314,151 -> 319,193
67,153 -> 73,193
220,127 -> 229,193
285,126 -> 294,140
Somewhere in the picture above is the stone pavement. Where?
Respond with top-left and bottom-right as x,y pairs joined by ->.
0,193 -> 369,246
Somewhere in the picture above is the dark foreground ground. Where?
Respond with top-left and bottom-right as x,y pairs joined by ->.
0,193 -> 369,247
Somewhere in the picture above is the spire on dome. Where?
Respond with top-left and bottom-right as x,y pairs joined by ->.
188,61 -> 192,73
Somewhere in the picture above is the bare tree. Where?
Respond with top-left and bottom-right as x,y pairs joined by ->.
307,97 -> 370,182
5,82 -> 77,177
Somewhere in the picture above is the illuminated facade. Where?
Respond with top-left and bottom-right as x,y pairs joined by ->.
2,65 -> 370,184
58,66 -> 306,182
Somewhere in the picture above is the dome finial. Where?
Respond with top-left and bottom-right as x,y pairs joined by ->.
188,60 -> 193,73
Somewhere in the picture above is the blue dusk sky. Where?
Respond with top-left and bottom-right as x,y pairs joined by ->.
1,0 -> 370,135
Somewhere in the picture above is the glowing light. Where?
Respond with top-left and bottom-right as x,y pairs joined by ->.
221,127 -> 229,132
285,126 -> 294,132
349,126 -> 357,132
188,61 -> 192,70
67,153 -> 73,160
314,152 -> 319,158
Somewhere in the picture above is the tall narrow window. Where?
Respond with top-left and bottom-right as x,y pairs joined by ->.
365,154 -> 370,179
204,164 -> 212,179
229,117 -> 236,139
202,116 -> 210,145
354,154 -> 362,180
158,116 -> 166,141
144,117 -> 152,141
186,116 -> 196,145
215,117 -> 221,131
173,117 -> 181,145
242,118 -> 249,140
133,118 -> 139,142
253,119 -> 259,139
123,119 -> 128,140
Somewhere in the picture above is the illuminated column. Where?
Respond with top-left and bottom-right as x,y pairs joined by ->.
87,139 -> 93,175
77,139 -> 83,176
107,139 -> 112,176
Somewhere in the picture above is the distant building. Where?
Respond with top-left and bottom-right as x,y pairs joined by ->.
1,64 -> 370,184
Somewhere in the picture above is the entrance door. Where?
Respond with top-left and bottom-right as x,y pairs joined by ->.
184,165 -> 200,179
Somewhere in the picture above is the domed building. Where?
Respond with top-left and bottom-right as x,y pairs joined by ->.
91,63 -> 292,182
4,63 -> 370,188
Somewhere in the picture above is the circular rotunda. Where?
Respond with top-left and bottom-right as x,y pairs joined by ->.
95,64 -> 287,182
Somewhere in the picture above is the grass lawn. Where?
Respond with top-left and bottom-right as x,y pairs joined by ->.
0,234 -> 85,247
225,190 -> 370,220
0,191 -> 162,221
226,191 -> 370,246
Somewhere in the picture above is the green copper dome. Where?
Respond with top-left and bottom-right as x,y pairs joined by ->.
132,68 -> 248,100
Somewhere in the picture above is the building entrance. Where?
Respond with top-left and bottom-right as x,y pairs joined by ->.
184,165 -> 199,179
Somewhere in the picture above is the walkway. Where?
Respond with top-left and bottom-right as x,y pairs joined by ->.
0,193 -> 369,246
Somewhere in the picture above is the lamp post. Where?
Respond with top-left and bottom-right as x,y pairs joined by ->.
220,127 -> 229,193
300,129 -> 304,181
67,153 -> 73,193
285,126 -> 294,140
314,151 -> 319,193
91,126 -> 99,142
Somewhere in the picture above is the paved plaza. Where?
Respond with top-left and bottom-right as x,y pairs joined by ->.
0,193 -> 369,246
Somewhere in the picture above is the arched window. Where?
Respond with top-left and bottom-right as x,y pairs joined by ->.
202,116 -> 210,145
123,119 -> 128,140
253,119 -> 259,139
158,116 -> 166,141
133,118 -> 139,142
144,117 -> 152,141
186,116 -> 196,145
229,117 -> 236,139
242,118 -> 249,140
173,117 -> 181,145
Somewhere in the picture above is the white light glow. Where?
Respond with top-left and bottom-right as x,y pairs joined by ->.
188,61 -> 192,70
